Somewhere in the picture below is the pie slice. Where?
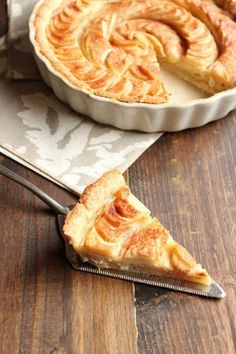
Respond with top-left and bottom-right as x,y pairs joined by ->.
63,169 -> 211,285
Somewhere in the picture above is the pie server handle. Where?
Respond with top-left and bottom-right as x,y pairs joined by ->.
0,164 -> 70,215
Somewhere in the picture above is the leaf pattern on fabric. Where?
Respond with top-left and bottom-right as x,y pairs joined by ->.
0,0 -> 161,193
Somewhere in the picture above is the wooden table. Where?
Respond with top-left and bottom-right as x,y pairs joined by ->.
0,0 -> 7,39
1,113 -> 236,354
1,2 -> 236,351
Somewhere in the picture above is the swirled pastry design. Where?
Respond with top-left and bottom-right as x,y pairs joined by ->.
63,169 -> 211,285
33,0 -> 236,103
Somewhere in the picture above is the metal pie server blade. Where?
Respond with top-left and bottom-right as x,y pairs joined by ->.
57,215 -> 225,299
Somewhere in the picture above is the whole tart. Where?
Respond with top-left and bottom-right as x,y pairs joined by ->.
63,169 -> 211,285
31,0 -> 236,104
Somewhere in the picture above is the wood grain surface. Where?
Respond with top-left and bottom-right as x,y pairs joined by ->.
1,1 -> 236,353
1,113 -> 235,354
0,157 -> 137,354
130,113 -> 236,354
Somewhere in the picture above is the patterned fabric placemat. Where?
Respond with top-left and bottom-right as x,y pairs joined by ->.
0,0 -> 161,194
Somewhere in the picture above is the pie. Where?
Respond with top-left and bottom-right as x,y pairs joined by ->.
32,0 -> 236,104
63,169 -> 211,285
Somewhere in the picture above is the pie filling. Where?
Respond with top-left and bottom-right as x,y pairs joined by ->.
63,169 -> 212,286
32,0 -> 236,104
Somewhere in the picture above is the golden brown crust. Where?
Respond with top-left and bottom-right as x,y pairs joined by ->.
78,183 -> 151,259
167,243 -> 210,283
121,219 -> 169,260
63,169 -> 126,250
168,243 -> 196,273
79,169 -> 126,211
63,169 -> 211,285
63,203 -> 89,250
120,219 -> 210,284
32,0 -> 236,104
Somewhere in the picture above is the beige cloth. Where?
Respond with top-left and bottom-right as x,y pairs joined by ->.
0,0 -> 161,193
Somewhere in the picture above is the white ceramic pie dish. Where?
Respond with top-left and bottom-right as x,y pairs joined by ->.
29,1 -> 236,133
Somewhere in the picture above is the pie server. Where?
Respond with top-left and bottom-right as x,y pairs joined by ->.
0,164 -> 225,299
